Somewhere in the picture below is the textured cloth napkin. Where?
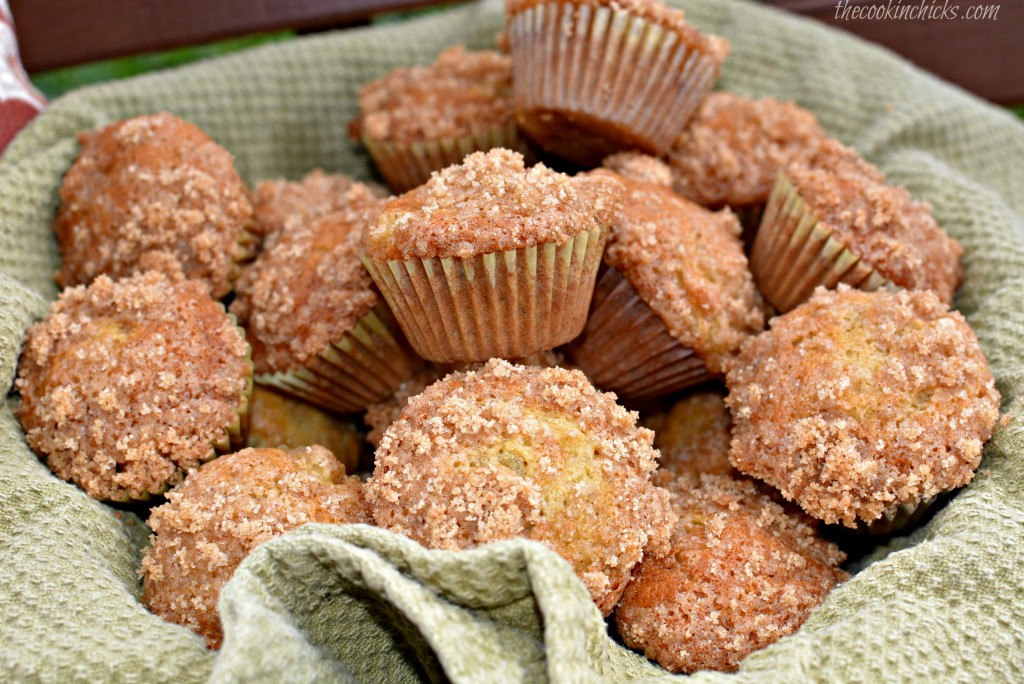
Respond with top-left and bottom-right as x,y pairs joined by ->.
1,0 -> 1022,682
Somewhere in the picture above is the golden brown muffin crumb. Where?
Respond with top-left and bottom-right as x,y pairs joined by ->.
598,170 -> 765,373
615,474 -> 847,673
251,169 -> 388,239
16,272 -> 252,501
363,148 -> 625,260
142,446 -> 368,648
230,184 -> 385,374
53,112 -> 254,298
366,359 -> 675,615
726,286 -> 1000,527
356,46 -> 513,144
602,152 -> 674,187
668,92 -> 827,207
786,139 -> 963,303
653,388 -> 734,483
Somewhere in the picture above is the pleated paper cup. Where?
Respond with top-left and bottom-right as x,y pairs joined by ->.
363,121 -> 528,193
255,304 -> 421,414
362,227 -> 606,363
568,267 -> 713,400
506,1 -> 722,166
750,172 -> 894,313
853,496 -> 939,536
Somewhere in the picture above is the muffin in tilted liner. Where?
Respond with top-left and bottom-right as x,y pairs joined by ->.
15,271 -> 253,502
365,359 -> 676,616
361,148 -> 623,363
230,181 -> 422,414
568,161 -> 764,400
353,45 -> 528,193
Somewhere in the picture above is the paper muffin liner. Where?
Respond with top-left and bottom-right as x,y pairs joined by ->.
507,1 -> 721,166
853,496 -> 939,536
363,121 -> 528,193
750,172 -> 894,313
568,267 -> 713,400
362,227 -> 605,363
255,304 -> 421,414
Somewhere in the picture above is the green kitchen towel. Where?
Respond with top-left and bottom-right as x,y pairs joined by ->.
1,0 -> 1022,681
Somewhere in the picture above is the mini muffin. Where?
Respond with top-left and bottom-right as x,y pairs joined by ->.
250,169 -> 388,240
750,138 -> 963,312
668,92 -> 826,210
142,446 -> 368,649
231,182 -> 421,413
53,112 -> 255,298
366,359 -> 675,615
652,388 -> 735,484
15,271 -> 252,501
353,46 -> 524,193
726,286 -> 1000,527
615,474 -> 848,673
246,385 -> 363,473
568,169 -> 764,399
362,149 -> 623,363
505,0 -> 729,165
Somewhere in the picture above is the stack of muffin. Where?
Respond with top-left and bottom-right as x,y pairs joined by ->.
14,0 -> 1000,673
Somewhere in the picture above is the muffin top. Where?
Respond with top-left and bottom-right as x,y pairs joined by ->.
726,286 -> 1000,527
786,139 -> 963,303
364,149 -> 625,260
597,170 -> 765,373
355,46 -> 513,144
652,388 -> 735,484
16,271 -> 252,501
366,358 -> 675,615
230,183 -> 384,374
142,445 -> 367,649
668,92 -> 827,207
615,474 -> 847,673
53,112 -> 253,298
251,169 -> 388,239
602,152 -> 674,188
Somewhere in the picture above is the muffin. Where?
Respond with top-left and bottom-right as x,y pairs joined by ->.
246,385 -> 363,473
142,446 -> 368,649
230,182 -> 421,413
750,138 -> 963,312
726,286 -> 1000,527
353,45 -> 525,193
651,388 -> 735,484
362,149 -> 623,363
365,359 -> 676,615
15,271 -> 252,501
505,0 -> 729,165
568,169 -> 764,399
53,112 -> 255,298
615,474 -> 848,673
250,168 -> 388,240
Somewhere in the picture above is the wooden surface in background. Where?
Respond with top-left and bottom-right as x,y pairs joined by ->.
10,0 -> 1024,104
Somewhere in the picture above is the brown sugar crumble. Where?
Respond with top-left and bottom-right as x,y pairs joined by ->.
15,271 -> 252,501
230,183 -> 385,374
615,474 -> 847,673
652,388 -> 735,484
141,445 -> 368,649
356,46 -> 514,144
668,92 -> 827,208
596,170 -> 765,373
786,139 -> 963,303
363,148 -> 625,260
250,169 -> 388,239
602,152 -> 674,188
726,286 -> 1000,527
53,112 -> 254,298
365,358 -> 676,615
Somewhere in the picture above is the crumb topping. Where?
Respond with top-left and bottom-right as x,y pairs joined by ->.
615,474 -> 847,673
597,170 -> 764,373
365,358 -> 675,615
230,184 -> 384,374
364,149 -> 625,260
786,139 -> 963,303
726,286 -> 1000,527
251,169 -> 388,239
602,152 -> 674,187
653,388 -> 735,484
357,46 -> 514,144
53,112 -> 254,298
15,272 -> 252,501
668,93 -> 826,207
141,446 -> 367,648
